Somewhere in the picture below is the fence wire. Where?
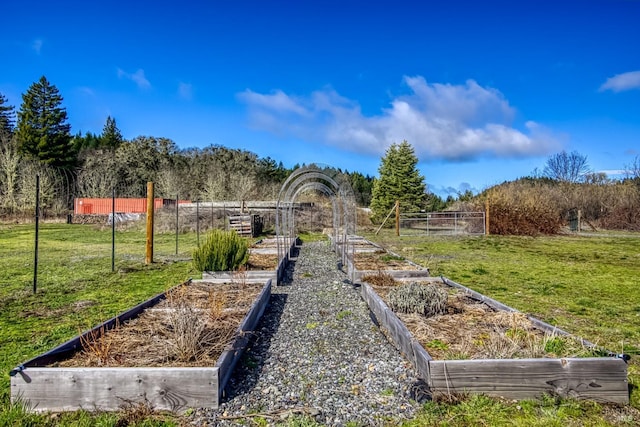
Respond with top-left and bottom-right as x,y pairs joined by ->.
399,211 -> 486,236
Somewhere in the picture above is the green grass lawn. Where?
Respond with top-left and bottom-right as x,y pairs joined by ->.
1,223 -> 639,425
366,231 -> 640,356
366,230 -> 640,418
0,222 -> 199,426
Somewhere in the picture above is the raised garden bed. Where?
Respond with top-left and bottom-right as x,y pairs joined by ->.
203,236 -> 296,284
10,279 -> 272,412
333,235 -> 429,283
360,272 -> 629,404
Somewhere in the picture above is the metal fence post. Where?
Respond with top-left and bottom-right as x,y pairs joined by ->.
33,175 -> 40,294
145,182 -> 154,264
175,194 -> 179,256
196,200 -> 200,247
112,187 -> 115,272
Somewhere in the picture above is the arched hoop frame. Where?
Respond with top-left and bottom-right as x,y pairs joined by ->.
276,164 -> 357,284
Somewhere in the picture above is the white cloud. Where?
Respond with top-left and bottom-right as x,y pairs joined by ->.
78,87 -> 95,96
238,76 -> 559,161
178,82 -> 193,100
597,169 -> 626,176
599,70 -> 640,93
32,38 -> 43,54
238,89 -> 311,116
117,68 -> 151,89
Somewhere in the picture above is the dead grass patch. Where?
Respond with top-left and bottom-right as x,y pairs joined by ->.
58,281 -> 262,367
246,253 -> 278,270
367,278 -> 590,360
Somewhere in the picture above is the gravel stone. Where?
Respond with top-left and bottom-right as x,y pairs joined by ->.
197,240 -> 422,426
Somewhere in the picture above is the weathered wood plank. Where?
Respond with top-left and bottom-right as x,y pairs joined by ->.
354,270 -> 430,283
12,280 -> 193,371
11,367 -> 218,412
249,248 -> 278,255
198,271 -> 276,285
11,276 -> 273,413
429,358 -> 628,404
239,280 -> 272,333
441,276 -> 518,313
201,271 -> 276,280
385,308 -> 416,362
361,283 -> 434,381
216,279 -> 271,396
412,339 -> 432,379
361,284 -> 387,328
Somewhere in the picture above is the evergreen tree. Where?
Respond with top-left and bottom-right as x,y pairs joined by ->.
72,131 -> 102,153
16,76 -> 74,168
100,115 -> 123,148
349,171 -> 374,207
369,140 -> 427,223
0,92 -> 15,136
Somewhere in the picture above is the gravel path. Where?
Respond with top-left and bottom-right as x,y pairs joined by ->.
198,240 -> 423,426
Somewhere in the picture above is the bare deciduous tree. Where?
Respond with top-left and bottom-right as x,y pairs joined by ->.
624,155 -> 640,179
543,150 -> 591,183
0,132 -> 21,212
76,149 -> 119,197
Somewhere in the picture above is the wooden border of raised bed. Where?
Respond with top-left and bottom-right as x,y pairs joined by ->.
360,278 -> 629,404
334,235 -> 430,283
201,236 -> 296,285
10,279 -> 272,413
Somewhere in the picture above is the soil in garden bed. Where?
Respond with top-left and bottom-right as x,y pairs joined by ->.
354,250 -> 418,271
56,282 -> 262,368
364,275 -> 593,361
246,253 -> 278,270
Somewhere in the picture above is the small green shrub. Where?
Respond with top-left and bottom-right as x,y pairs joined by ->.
192,229 -> 249,271
388,282 -> 448,317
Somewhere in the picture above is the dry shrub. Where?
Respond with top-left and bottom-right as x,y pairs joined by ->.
60,281 -> 259,368
482,178 -> 640,234
79,321 -> 120,366
361,270 -> 398,288
597,180 -> 640,230
388,282 -> 448,317
485,180 -> 564,235
167,286 -> 207,362
208,289 -> 227,322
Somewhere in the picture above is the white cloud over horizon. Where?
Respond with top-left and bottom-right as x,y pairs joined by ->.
599,70 -> 640,93
117,68 -> 151,90
238,76 -> 559,161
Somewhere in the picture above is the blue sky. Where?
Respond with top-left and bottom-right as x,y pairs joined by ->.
2,1 -> 639,197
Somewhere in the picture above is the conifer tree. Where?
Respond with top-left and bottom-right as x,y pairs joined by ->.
16,76 -> 75,168
0,93 -> 15,136
370,140 -> 427,223
100,115 -> 123,148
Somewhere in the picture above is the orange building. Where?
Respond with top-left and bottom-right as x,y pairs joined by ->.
74,198 -> 189,215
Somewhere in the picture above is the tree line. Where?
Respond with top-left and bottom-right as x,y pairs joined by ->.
0,76 -> 376,217
4,75 -> 637,233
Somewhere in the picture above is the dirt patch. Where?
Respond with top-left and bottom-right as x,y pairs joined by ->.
56,282 -> 262,368
247,253 -> 278,270
354,250 -> 417,271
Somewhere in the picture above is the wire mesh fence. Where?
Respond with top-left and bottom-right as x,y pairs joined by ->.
0,163 -> 341,293
399,211 -> 486,236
